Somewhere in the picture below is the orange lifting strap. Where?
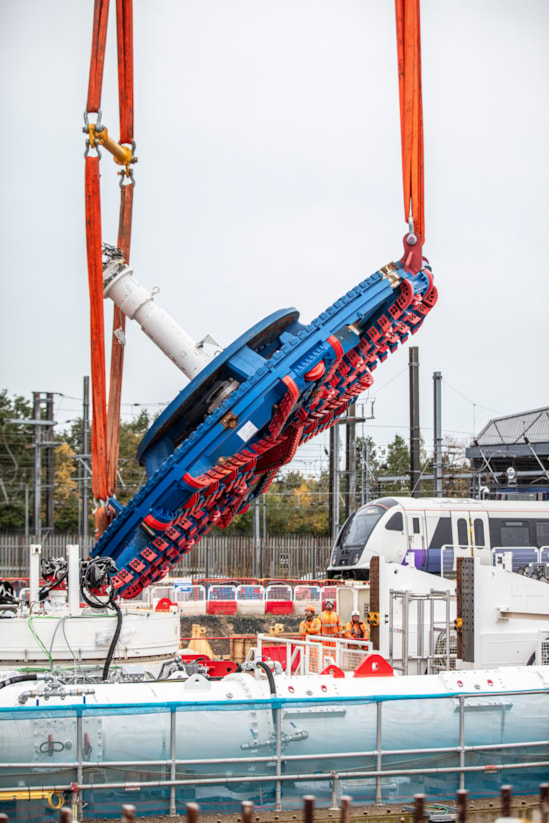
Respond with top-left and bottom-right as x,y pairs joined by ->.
86,0 -> 109,114
107,0 -> 134,499
395,0 -> 425,242
84,0 -> 135,514
85,155 -> 109,502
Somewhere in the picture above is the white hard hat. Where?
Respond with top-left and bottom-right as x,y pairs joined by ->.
351,610 -> 361,617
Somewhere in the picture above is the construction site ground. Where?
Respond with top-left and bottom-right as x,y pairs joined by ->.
82,793 -> 543,823
179,613 -> 303,661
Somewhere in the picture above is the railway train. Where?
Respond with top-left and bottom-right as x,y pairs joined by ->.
327,496 -> 549,579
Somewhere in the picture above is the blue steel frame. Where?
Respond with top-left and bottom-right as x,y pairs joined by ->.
92,242 -> 437,597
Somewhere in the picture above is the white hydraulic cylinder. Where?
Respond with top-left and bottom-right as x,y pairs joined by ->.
103,262 -> 220,380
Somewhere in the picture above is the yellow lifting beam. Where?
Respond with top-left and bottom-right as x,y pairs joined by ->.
87,123 -> 134,168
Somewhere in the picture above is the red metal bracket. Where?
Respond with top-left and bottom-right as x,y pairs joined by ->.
400,233 -> 423,275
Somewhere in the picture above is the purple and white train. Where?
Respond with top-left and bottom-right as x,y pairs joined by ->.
327,496 -> 549,579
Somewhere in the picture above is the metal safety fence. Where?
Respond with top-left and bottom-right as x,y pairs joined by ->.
0,534 -> 333,581
0,687 -> 548,820
102,580 -> 344,616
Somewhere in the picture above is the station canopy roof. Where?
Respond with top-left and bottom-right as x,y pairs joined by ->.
466,407 -> 549,463
475,407 -> 549,447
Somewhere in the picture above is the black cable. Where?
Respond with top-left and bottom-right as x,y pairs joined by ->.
39,574 -> 68,602
79,557 -> 122,682
0,673 -> 39,689
255,660 -> 278,728
157,655 -> 187,680
0,580 -> 16,605
255,660 -> 277,696
102,601 -> 123,682
39,558 -> 69,602
80,558 -> 118,608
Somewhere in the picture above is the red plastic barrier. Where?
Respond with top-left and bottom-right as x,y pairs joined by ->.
265,601 -> 293,615
207,600 -> 237,615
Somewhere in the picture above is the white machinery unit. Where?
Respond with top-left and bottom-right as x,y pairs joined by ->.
334,557 -> 549,674
0,545 -> 180,671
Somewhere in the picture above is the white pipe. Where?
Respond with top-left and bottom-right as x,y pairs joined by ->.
103,262 -> 221,380
66,544 -> 81,616
29,544 -> 41,611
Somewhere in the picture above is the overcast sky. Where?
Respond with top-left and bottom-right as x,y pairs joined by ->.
1,0 -> 548,475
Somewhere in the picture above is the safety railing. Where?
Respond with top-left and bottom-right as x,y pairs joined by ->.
388,588 -> 454,675
0,687 -> 547,820
492,546 -> 549,575
403,544 -> 549,579
256,633 -> 373,675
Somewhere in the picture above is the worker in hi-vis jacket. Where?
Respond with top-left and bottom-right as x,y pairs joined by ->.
344,610 -> 369,649
299,604 -> 320,639
318,599 -> 342,650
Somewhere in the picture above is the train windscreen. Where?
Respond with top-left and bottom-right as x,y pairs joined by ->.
337,505 -> 385,550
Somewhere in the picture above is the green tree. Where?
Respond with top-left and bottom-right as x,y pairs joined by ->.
441,437 -> 470,497
115,411 -> 151,505
220,470 -> 329,536
0,391 -> 34,528
49,409 -> 152,530
377,434 -> 409,495
387,434 -> 410,475
54,442 -> 80,530
267,473 -> 328,536
355,435 -> 379,504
